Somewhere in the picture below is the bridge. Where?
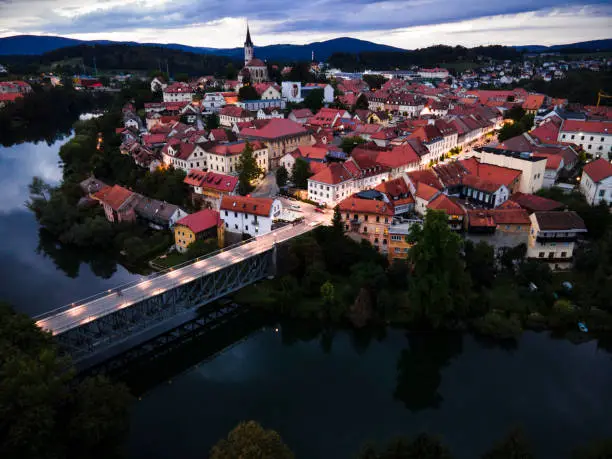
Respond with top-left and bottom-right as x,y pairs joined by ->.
35,217 -> 324,370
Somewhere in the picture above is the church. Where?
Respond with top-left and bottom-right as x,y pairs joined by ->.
238,25 -> 269,84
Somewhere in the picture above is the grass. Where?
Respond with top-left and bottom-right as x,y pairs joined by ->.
151,251 -> 191,270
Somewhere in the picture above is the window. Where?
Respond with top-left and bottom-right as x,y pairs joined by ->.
581,136 -> 585,141
561,251 -> 567,258
235,224 -> 238,229
588,145 -> 592,150
375,216 -> 380,222
571,135 -> 575,140
539,252 -> 545,258
394,248 -> 401,253
364,215 -> 369,222
374,238 -> 379,244
234,212 -> 237,218
562,134 -> 566,139
245,225 -> 248,231
346,213 -> 349,219
224,210 -> 228,216
600,190 -> 605,197
590,136 -> 594,141
225,223 -> 228,228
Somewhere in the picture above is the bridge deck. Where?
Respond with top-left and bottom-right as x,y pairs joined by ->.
36,220 -> 322,336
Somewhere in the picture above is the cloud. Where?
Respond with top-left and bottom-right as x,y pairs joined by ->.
0,0 -> 610,48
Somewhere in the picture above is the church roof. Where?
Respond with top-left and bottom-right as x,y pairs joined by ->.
246,58 -> 266,67
245,25 -> 253,47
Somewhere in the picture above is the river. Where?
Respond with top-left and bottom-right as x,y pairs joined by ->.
1,137 -> 611,458
0,132 -> 140,316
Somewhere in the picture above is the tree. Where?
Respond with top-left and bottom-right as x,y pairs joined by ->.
505,106 -> 526,123
0,302 -> 132,459
236,141 -> 262,195
304,88 -> 324,112
320,281 -> 335,306
238,84 -> 259,101
353,93 -> 369,111
291,157 -> 312,189
332,205 -> 343,234
206,113 -> 220,130
571,438 -> 612,459
359,433 -> 453,459
481,428 -> 534,459
210,420 -> 294,459
464,240 -> 496,290
276,165 -> 289,188
340,135 -> 367,154
225,63 -> 237,80
174,72 -> 189,82
407,210 -> 472,326
362,74 -> 387,90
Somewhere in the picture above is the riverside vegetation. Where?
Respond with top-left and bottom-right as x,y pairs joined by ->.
236,208 -> 612,341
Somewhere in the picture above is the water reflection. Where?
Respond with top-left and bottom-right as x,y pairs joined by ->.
0,134 -> 68,214
394,331 -> 463,411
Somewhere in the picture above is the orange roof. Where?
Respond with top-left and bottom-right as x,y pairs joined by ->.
338,196 -> 394,216
407,170 -> 443,190
582,158 -> 612,183
184,170 -> 238,193
529,121 -> 560,143
294,146 -> 328,161
376,144 -> 420,168
492,209 -> 530,225
208,140 -> 264,156
415,182 -> 439,201
497,199 -> 522,210
459,157 -> 521,188
176,209 -> 221,234
522,94 -> 546,111
220,196 -> 275,217
309,163 -> 353,185
510,192 -> 564,213
533,153 -> 563,170
427,194 -> 465,216
462,174 -> 505,193
92,184 -> 134,211
375,177 -> 410,198
240,118 -> 307,140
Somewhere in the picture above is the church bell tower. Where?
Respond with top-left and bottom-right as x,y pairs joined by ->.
244,23 -> 254,65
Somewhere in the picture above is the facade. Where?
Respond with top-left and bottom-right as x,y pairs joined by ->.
162,82 -> 194,103
239,118 -> 313,168
236,98 -> 285,111
206,140 -> 269,175
219,106 -> 254,127
240,25 -> 269,83
184,170 -> 239,210
527,211 -> 587,268
558,120 -> 612,158
282,82 -> 303,103
338,196 -> 395,253
579,158 -> 612,206
220,196 -> 282,237
302,83 -> 334,103
477,149 -> 546,194
174,209 -> 223,253
92,185 -> 138,223
162,142 -> 203,172
134,197 -> 187,230
388,222 -> 418,263
202,92 -> 226,113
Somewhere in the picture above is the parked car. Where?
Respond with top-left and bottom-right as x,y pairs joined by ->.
314,207 -> 324,213
290,204 -> 301,210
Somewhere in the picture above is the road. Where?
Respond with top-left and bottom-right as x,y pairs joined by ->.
35,199 -> 330,336
251,171 -> 279,198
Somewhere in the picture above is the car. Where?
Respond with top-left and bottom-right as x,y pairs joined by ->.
290,204 -> 301,210
578,322 -> 588,333
314,207 -> 324,213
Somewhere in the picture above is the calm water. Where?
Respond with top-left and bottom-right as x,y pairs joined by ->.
129,324 -> 612,459
0,134 -> 140,316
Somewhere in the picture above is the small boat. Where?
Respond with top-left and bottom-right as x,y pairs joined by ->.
578,322 -> 588,333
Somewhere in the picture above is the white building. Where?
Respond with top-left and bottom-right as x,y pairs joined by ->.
579,158 -> 612,206
202,92 -> 226,113
162,82 -> 194,103
150,77 -> 167,93
477,150 -> 547,194
220,196 -> 282,237
418,68 -> 450,79
161,142 -> 204,172
302,83 -> 334,104
281,81 -> 303,102
527,211 -> 587,268
558,120 -> 612,158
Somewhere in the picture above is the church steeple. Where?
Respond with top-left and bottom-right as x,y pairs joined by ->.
244,22 -> 254,65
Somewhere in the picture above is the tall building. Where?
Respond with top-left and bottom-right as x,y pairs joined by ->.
244,24 -> 254,66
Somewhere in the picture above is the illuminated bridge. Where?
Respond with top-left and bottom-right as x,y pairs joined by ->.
35,221 -> 321,369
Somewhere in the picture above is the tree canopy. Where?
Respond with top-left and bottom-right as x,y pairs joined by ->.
236,141 -> 262,195
303,88 -> 325,112
210,420 -> 294,459
291,157 -> 312,189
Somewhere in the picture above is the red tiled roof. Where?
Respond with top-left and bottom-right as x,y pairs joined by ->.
92,185 -> 134,211
427,194 -> 465,216
293,145 -> 328,161
376,144 -> 420,168
220,196 -> 275,217
582,158 -> 612,183
492,209 -> 530,225
462,174 -> 505,193
375,177 -> 410,198
246,58 -> 266,67
184,170 -> 238,193
240,118 -> 307,139
522,94 -> 546,111
176,209 -> 221,234
407,169 -> 443,190
497,199 -> 522,209
533,211 -> 586,231
561,120 -> 612,135
415,182 -> 439,201
208,141 -> 264,156
510,192 -> 564,213
309,162 -> 354,185
290,108 -> 313,119
533,153 -> 563,170
338,196 -> 394,216
529,121 -> 560,144
0,93 -> 23,102
220,105 -> 251,118
459,158 -> 521,188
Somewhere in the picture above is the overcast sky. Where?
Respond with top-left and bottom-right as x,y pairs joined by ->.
0,0 -> 610,49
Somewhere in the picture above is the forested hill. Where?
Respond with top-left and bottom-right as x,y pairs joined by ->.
2,44 -> 238,77
328,45 -> 523,71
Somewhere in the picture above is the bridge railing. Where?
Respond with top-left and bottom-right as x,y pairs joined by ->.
33,222 -> 304,322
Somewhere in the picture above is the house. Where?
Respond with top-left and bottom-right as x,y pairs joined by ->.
579,158 -> 612,206
239,118 -> 313,168
408,124 -> 447,165
184,170 -> 239,209
288,108 -> 313,124
338,195 -> 395,253
509,192 -> 564,214
527,211 -> 587,269
253,82 -> 282,100
375,176 -> 415,215
307,162 -> 356,207
427,194 -> 466,231
476,148 -> 546,194
134,197 -> 188,230
208,128 -> 236,143
257,107 -> 283,120
302,83 -> 334,103
161,141 -> 203,172
308,108 -> 351,130
162,82 -> 195,103
413,182 -> 441,215
522,94 -> 546,114
174,209 -> 223,253
461,175 -> 510,208
558,120 -> 612,158
206,140 -> 269,175
202,92 -> 226,113
418,68 -> 450,79
92,185 -> 138,223
219,105 -> 254,127
279,145 -> 329,172
150,77 -> 167,93
237,99 -> 286,111
220,196 -> 282,237
388,222 -> 418,263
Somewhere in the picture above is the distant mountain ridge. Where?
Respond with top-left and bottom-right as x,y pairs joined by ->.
0,35 -> 403,60
1,34 -> 610,61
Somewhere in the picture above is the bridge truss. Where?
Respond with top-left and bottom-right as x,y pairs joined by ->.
56,248 -> 274,367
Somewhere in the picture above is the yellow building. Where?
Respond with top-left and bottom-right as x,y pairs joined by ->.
174,209 -> 223,253
388,223 -> 415,263
338,196 -> 394,253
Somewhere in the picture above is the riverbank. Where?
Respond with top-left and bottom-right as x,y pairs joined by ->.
233,214 -> 612,343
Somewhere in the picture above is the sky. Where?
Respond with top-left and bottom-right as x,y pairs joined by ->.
0,0 -> 610,49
